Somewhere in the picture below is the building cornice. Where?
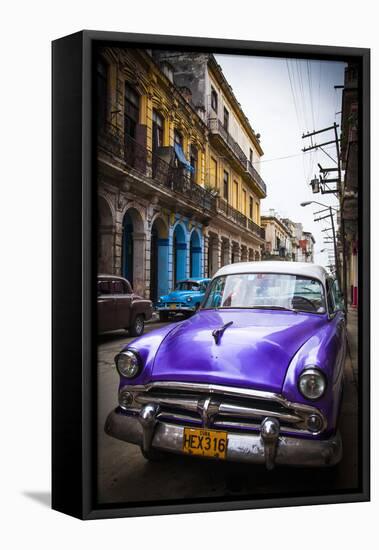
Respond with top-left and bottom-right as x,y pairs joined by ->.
261,215 -> 293,238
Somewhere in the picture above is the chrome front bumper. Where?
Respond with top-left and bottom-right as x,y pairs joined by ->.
105,406 -> 342,469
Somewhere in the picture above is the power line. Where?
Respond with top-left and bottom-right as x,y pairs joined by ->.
252,145 -> 335,165
306,60 -> 316,130
285,59 -> 302,133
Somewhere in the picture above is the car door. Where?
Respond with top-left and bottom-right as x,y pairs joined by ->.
112,279 -> 132,329
97,279 -> 117,332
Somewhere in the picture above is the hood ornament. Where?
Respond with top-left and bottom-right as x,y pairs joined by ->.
212,321 -> 233,345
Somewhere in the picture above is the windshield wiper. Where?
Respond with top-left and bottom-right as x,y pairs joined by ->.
249,305 -> 299,313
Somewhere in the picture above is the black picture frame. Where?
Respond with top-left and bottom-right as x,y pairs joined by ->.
52,30 -> 370,520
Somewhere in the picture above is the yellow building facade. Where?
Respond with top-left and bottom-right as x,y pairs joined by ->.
97,47 -> 268,300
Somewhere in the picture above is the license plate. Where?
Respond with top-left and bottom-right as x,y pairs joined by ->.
169,304 -> 177,309
183,428 -> 228,459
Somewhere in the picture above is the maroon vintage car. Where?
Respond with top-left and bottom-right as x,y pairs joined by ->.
97,275 -> 153,336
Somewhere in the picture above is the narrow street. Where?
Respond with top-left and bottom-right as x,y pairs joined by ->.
97,312 -> 359,505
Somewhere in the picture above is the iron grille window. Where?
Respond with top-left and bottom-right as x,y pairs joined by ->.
124,84 -> 140,139
234,181 -> 239,208
223,171 -> 229,202
211,87 -> 218,113
190,144 -> 198,182
152,109 -> 164,151
223,107 -> 229,132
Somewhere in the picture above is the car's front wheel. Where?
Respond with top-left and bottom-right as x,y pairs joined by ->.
140,447 -> 167,461
129,314 -> 144,337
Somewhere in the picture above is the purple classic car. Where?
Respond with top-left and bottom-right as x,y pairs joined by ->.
105,262 -> 346,469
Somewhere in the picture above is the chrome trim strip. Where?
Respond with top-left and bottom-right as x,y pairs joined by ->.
157,415 -> 311,436
217,402 -> 302,424
213,419 -> 309,435
135,394 -> 199,412
136,395 -> 302,424
122,380 -> 327,432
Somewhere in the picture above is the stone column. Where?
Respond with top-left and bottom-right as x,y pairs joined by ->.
232,243 -> 241,263
208,235 -> 221,277
132,231 -> 146,297
114,219 -> 123,275
221,238 -> 232,266
241,246 -> 248,262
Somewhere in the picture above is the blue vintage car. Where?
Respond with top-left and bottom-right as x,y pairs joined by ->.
156,278 -> 211,321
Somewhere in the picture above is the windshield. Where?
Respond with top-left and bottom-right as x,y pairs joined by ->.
203,273 -> 326,314
175,281 -> 200,291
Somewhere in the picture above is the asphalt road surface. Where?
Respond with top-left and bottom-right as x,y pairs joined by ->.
97,317 -> 359,505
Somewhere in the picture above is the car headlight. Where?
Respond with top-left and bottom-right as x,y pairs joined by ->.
298,368 -> 326,400
186,296 -> 192,302
115,350 -> 141,379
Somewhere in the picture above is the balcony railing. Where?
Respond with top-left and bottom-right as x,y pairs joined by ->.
98,120 -> 124,159
217,198 -> 265,240
247,218 -> 266,239
98,124 -> 216,213
246,160 -> 267,196
208,118 -> 267,196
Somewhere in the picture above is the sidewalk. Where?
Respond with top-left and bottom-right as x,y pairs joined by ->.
347,306 -> 358,387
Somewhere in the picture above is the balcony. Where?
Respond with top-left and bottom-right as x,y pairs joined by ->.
217,198 -> 265,241
208,118 -> 267,197
98,123 -> 216,214
262,248 -> 293,261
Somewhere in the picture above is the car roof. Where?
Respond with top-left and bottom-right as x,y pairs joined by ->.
214,261 -> 329,286
98,274 -> 129,282
177,278 -> 211,283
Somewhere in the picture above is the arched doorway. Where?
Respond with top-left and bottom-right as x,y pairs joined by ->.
189,229 -> 202,278
122,207 -> 145,295
98,196 -> 114,274
172,223 -> 187,286
150,217 -> 169,302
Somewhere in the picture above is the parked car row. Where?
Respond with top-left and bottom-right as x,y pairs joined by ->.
103,262 -> 347,471
98,275 -> 211,335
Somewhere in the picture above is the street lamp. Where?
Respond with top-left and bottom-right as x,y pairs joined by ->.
300,200 -> 338,211
301,201 -> 340,287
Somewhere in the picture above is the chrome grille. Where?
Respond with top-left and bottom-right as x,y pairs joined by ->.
120,381 -> 327,436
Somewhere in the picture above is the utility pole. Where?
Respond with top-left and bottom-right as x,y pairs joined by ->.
314,207 -> 340,286
302,123 -> 348,307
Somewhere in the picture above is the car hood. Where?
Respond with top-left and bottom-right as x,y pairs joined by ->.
150,309 -> 327,393
161,290 -> 201,301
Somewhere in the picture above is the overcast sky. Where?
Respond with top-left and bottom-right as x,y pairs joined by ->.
215,54 -> 346,269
